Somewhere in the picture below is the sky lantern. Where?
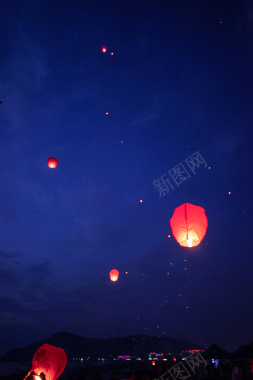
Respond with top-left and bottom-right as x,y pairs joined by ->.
102,46 -> 107,53
48,157 -> 58,169
170,203 -> 208,247
24,344 -> 67,380
110,269 -> 119,282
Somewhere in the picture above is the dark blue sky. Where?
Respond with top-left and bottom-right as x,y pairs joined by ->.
0,0 -> 252,356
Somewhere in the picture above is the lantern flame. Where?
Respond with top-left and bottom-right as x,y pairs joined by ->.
110,269 -> 119,282
23,343 -> 67,380
187,238 -> 193,247
47,157 -> 58,169
170,203 -> 208,247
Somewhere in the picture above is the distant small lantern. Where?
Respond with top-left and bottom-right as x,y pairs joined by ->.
102,46 -> 107,53
110,269 -> 119,282
48,157 -> 58,169
170,203 -> 208,247
24,344 -> 67,380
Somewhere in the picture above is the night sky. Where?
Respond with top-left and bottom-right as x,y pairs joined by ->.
0,0 -> 253,357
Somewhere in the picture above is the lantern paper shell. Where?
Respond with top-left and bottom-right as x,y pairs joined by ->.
170,203 -> 208,247
48,157 -> 58,169
110,269 -> 119,282
31,343 -> 67,380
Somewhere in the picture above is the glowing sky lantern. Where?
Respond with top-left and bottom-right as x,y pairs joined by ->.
110,269 -> 119,282
102,46 -> 107,53
170,203 -> 208,247
24,344 -> 67,380
48,157 -> 58,169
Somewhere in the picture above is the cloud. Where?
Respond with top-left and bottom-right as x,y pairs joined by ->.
236,0 -> 253,39
5,28 -> 48,92
0,249 -> 53,310
128,112 -> 159,129
0,27 -> 48,139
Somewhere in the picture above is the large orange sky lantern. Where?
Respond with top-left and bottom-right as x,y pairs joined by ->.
24,344 -> 67,380
110,269 -> 119,282
170,203 -> 208,247
47,157 -> 58,169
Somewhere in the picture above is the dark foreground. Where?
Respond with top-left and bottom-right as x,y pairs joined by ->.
0,359 -> 253,380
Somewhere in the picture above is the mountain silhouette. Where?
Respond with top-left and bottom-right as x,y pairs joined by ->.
0,332 -> 204,362
203,343 -> 231,359
233,341 -> 253,358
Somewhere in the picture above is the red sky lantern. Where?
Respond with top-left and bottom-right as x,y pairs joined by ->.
102,46 -> 107,53
48,157 -> 58,169
24,344 -> 67,380
110,269 -> 119,282
170,203 -> 208,247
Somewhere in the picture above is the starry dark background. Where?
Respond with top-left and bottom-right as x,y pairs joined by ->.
0,0 -> 252,356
